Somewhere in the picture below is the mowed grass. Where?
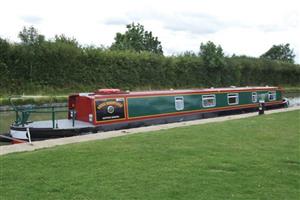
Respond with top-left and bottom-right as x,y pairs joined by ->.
0,111 -> 299,200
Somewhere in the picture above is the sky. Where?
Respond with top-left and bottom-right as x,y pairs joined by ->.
0,0 -> 299,63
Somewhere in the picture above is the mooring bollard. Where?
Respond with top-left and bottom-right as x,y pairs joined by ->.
283,97 -> 289,108
258,101 -> 265,115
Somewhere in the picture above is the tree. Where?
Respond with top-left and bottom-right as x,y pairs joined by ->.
199,41 -> 225,66
182,51 -> 197,57
18,26 -> 45,45
110,23 -> 163,54
18,26 -> 45,84
0,37 -> 10,61
55,34 -> 79,47
260,43 -> 295,63
198,41 -> 226,86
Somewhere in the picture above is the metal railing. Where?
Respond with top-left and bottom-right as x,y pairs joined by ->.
9,97 -> 69,128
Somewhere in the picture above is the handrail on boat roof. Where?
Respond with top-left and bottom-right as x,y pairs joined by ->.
8,96 -> 68,128
8,96 -> 22,112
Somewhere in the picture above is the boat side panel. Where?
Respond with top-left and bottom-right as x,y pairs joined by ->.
127,94 -> 201,118
127,90 -> 282,118
277,90 -> 282,100
257,90 -> 282,102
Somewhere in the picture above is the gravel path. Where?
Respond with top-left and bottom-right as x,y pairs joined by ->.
1,106 -> 299,156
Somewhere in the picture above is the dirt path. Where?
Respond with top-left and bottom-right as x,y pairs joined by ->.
1,106 -> 299,156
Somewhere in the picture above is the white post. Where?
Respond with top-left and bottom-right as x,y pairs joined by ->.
27,127 -> 32,144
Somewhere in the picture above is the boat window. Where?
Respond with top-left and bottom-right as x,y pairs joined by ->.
258,93 -> 267,102
202,95 -> 216,108
227,93 -> 239,105
268,91 -> 276,101
175,96 -> 184,111
252,92 -> 257,103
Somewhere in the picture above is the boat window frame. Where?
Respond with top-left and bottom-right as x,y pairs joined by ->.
227,93 -> 239,105
252,92 -> 257,103
202,94 -> 216,108
268,91 -> 276,101
174,96 -> 184,111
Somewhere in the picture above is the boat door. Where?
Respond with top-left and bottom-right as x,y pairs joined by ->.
68,95 -> 77,119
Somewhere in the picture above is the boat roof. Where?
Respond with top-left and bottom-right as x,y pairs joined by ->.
73,86 -> 281,99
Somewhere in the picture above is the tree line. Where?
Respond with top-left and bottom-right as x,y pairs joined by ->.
0,25 -> 299,95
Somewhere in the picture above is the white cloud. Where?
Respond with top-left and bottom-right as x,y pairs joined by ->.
163,13 -> 222,34
0,0 -> 299,63
20,15 -> 43,24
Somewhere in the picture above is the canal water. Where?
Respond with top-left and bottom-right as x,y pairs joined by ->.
1,93 -> 299,135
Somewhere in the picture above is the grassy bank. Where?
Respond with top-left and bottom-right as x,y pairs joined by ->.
284,86 -> 300,94
1,110 -> 299,199
0,95 -> 68,106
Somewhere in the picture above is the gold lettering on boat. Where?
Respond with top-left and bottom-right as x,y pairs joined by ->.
97,101 -> 123,110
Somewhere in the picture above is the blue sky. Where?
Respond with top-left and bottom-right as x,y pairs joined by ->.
0,0 -> 299,63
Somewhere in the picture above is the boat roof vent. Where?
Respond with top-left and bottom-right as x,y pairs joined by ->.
95,88 -> 128,95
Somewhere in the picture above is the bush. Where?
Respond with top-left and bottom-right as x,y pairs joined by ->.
0,39 -> 299,95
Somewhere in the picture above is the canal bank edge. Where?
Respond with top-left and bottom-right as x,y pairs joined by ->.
1,106 -> 299,156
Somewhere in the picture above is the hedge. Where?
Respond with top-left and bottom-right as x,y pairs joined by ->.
0,39 -> 299,95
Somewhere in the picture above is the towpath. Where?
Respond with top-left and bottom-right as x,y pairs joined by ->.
1,106 -> 299,156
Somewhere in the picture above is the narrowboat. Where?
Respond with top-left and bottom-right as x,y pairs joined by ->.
9,86 -> 287,141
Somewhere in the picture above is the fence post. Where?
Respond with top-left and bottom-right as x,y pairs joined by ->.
52,107 -> 55,128
21,112 -> 25,127
72,110 -> 76,127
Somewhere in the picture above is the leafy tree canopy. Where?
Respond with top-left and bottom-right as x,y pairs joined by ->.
0,37 -> 10,58
54,34 -> 79,47
260,43 -> 295,63
199,41 -> 225,67
110,23 -> 163,54
18,26 -> 45,45
182,51 -> 197,57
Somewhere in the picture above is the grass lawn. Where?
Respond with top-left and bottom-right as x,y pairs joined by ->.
0,111 -> 299,199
